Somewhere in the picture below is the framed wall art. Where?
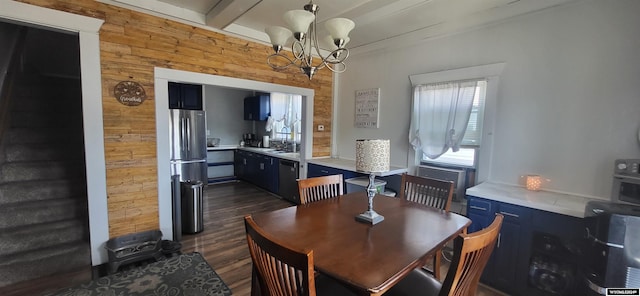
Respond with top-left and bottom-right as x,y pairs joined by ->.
354,88 -> 380,128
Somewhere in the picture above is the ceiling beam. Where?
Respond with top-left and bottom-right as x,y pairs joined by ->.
206,0 -> 262,29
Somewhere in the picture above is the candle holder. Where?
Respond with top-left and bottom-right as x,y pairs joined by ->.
354,139 -> 390,225
526,175 -> 542,191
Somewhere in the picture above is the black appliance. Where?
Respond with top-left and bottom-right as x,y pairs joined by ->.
243,133 -> 262,147
581,201 -> 640,295
528,233 -> 578,295
278,159 -> 299,204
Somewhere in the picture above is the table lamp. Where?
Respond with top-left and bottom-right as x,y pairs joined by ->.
355,139 -> 390,225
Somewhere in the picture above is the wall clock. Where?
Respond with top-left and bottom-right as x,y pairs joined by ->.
114,81 -> 146,106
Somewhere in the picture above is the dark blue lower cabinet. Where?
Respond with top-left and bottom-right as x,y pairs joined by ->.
234,151 -> 279,194
466,195 -> 584,296
234,150 -> 247,181
307,163 -> 364,189
265,156 -> 279,193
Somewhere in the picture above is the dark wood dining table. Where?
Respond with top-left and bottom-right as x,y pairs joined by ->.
250,191 -> 471,296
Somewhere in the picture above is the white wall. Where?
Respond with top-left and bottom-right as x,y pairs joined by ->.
336,0 -> 640,199
204,85 -> 253,145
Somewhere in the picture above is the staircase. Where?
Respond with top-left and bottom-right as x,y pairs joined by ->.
0,73 -> 91,287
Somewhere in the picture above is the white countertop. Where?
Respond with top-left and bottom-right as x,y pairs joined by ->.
466,182 -> 606,218
237,147 -> 300,161
307,157 -> 408,176
207,145 -> 238,151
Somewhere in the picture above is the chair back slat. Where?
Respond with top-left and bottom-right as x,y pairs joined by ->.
400,173 -> 454,212
245,215 -> 316,296
298,174 -> 343,205
441,214 -> 504,296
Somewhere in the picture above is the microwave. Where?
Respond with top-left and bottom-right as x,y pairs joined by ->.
612,159 -> 640,205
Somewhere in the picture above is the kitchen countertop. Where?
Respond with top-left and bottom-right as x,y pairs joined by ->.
466,182 -> 607,218
207,145 -> 238,151
307,157 -> 408,176
237,147 -> 300,161
206,145 -> 300,161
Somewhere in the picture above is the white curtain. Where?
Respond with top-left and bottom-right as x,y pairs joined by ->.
270,92 -> 302,141
409,81 -> 478,159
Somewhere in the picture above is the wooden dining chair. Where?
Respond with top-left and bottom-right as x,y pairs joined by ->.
399,173 -> 455,279
382,214 -> 504,296
244,215 -> 356,296
399,173 -> 454,212
298,174 -> 343,205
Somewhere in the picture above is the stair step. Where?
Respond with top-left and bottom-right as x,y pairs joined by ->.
0,179 -> 86,206
0,198 -> 87,228
0,161 -> 85,182
4,143 -> 85,162
5,128 -> 83,145
0,242 -> 90,287
0,219 -> 88,256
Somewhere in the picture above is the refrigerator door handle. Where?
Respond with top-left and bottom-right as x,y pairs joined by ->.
186,117 -> 191,154
181,117 -> 186,158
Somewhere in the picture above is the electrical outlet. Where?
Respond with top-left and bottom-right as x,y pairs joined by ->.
317,125 -> 325,131
206,130 -> 210,136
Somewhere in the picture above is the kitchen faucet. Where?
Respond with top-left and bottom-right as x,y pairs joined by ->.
280,126 -> 289,144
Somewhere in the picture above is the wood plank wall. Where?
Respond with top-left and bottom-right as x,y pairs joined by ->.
17,0 -> 334,237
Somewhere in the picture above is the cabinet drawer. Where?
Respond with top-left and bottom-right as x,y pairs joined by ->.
497,203 -> 527,222
468,197 -> 492,213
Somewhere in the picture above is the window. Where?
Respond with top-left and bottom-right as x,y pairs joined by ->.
420,80 -> 486,168
269,92 -> 302,142
409,62 -> 503,182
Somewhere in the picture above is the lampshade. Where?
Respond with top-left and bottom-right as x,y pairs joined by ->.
356,139 -> 390,173
265,26 -> 292,46
325,18 -> 355,40
283,10 -> 315,34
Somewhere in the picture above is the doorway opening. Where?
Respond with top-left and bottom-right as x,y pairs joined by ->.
0,20 -> 90,289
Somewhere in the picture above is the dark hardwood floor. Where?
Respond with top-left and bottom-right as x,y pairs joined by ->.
0,181 -> 505,296
179,181 -> 293,296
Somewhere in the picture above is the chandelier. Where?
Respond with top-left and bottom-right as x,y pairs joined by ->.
265,1 -> 355,80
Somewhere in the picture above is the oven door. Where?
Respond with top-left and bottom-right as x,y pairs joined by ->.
612,175 -> 640,205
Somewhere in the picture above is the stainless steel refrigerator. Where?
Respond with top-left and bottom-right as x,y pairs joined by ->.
169,109 -> 207,185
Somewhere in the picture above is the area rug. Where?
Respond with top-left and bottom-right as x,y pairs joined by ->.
52,252 -> 232,296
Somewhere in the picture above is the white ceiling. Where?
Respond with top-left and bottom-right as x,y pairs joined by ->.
101,0 -> 580,55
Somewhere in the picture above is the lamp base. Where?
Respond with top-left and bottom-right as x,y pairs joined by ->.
355,210 -> 384,225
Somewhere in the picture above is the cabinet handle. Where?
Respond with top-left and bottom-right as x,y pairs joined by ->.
320,170 -> 329,174
243,159 -> 246,165
260,163 -> 264,170
585,227 -> 624,249
469,205 -> 487,211
499,211 -> 520,218
497,233 -> 501,248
